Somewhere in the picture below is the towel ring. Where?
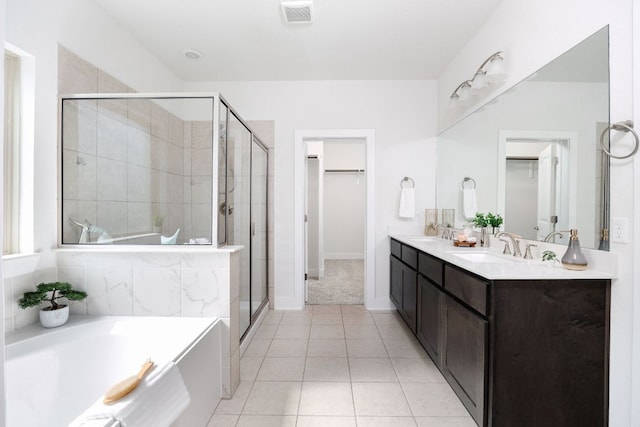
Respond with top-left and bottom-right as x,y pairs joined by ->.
400,177 -> 415,189
461,177 -> 476,189
599,120 -> 640,160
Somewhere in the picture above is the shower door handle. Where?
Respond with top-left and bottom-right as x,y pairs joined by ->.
251,221 -> 256,237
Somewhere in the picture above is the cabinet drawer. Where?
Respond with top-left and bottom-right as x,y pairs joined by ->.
444,265 -> 488,316
390,239 -> 402,258
419,252 -> 443,286
401,245 -> 418,269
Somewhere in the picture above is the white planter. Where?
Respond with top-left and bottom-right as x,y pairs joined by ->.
39,305 -> 69,328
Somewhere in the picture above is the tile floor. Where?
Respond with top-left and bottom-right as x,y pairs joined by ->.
208,305 -> 475,427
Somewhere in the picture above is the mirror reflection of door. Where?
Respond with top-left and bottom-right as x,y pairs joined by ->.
504,138 -> 568,243
536,143 -> 558,241
305,139 -> 365,305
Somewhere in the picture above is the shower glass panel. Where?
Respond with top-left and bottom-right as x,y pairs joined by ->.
228,112 -> 252,338
251,139 -> 269,319
217,103 -> 228,245
60,96 -> 214,245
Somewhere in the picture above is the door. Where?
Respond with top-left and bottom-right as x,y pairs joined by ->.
443,295 -> 488,426
251,139 -> 268,318
228,112 -> 252,338
536,143 -> 559,240
417,275 -> 443,365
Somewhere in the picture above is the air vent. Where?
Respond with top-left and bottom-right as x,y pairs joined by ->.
281,1 -> 313,24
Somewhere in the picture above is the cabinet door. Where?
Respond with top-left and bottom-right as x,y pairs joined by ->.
443,295 -> 487,426
390,256 -> 402,309
417,275 -> 442,366
401,264 -> 417,333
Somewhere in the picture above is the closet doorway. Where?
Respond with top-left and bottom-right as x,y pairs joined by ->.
305,139 -> 366,305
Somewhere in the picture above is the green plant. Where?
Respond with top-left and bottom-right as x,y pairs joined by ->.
487,213 -> 503,228
18,282 -> 87,311
542,250 -> 559,264
472,212 -> 488,228
152,213 -> 164,227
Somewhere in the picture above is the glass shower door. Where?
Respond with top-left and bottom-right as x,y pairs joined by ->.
227,112 -> 252,338
251,139 -> 268,319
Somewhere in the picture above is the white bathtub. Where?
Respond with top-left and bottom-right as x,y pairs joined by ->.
5,316 -> 221,427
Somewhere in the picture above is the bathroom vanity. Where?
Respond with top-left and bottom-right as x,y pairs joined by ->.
390,235 -> 611,427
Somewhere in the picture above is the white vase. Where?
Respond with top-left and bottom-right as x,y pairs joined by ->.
39,305 -> 69,328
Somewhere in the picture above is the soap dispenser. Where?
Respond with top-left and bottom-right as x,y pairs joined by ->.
561,229 -> 588,271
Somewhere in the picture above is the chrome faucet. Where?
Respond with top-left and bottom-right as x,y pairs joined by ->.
499,238 -> 512,255
543,231 -> 567,243
435,224 -> 449,239
524,243 -> 538,260
495,232 -> 522,257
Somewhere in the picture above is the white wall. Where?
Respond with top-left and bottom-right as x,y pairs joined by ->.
323,141 -> 365,259
4,0 -> 184,272
184,80 -> 438,310
437,0 -> 635,424
0,0 -> 7,424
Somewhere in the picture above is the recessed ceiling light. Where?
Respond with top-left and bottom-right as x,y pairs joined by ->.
184,49 -> 201,60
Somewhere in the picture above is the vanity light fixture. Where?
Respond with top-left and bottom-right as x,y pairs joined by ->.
450,51 -> 505,99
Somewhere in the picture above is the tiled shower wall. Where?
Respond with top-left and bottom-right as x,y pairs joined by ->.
59,46 -> 212,244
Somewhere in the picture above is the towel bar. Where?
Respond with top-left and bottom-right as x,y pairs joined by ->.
401,177 -> 415,189
461,177 -> 476,189
599,120 -> 639,159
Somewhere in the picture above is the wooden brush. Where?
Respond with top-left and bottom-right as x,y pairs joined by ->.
103,359 -> 155,404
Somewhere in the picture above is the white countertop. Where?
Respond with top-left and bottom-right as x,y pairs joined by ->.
390,234 -> 616,281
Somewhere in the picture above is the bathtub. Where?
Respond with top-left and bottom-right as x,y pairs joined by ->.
5,316 -> 221,427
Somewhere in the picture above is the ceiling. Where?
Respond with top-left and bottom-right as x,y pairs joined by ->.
91,0 -> 503,82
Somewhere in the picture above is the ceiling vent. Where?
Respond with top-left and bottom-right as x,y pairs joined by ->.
281,1 -> 313,24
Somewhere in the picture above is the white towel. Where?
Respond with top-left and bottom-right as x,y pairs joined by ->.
398,188 -> 415,218
70,362 -> 190,427
462,188 -> 478,220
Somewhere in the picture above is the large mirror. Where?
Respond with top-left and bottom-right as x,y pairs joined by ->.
437,26 -> 609,250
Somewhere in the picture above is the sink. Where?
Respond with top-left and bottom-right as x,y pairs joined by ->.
408,236 -> 438,243
446,251 -> 518,264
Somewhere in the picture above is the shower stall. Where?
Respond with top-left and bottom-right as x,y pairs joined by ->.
59,93 -> 268,339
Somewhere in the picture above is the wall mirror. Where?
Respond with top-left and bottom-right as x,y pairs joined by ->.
437,26 -> 609,250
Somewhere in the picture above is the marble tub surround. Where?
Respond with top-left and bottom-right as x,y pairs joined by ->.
4,266 -> 57,333
55,246 -> 242,397
390,234 -> 616,280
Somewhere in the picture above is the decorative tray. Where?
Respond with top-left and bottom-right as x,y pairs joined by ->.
453,240 -> 477,247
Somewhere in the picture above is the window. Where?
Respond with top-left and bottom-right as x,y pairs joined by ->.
3,44 -> 35,258
4,51 -> 20,254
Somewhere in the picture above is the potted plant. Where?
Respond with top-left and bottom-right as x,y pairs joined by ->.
152,213 -> 164,233
487,213 -> 504,234
472,212 -> 488,228
18,282 -> 88,328
542,250 -> 560,267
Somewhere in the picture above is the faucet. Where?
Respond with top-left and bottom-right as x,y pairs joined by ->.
69,218 -> 90,243
524,243 -> 538,260
543,231 -> 567,243
495,232 -> 522,257
499,238 -> 512,255
435,224 -> 449,240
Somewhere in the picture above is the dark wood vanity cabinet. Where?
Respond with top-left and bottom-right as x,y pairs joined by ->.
443,294 -> 487,424
416,252 -> 444,364
417,275 -> 443,364
389,238 -> 611,427
389,242 -> 418,332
